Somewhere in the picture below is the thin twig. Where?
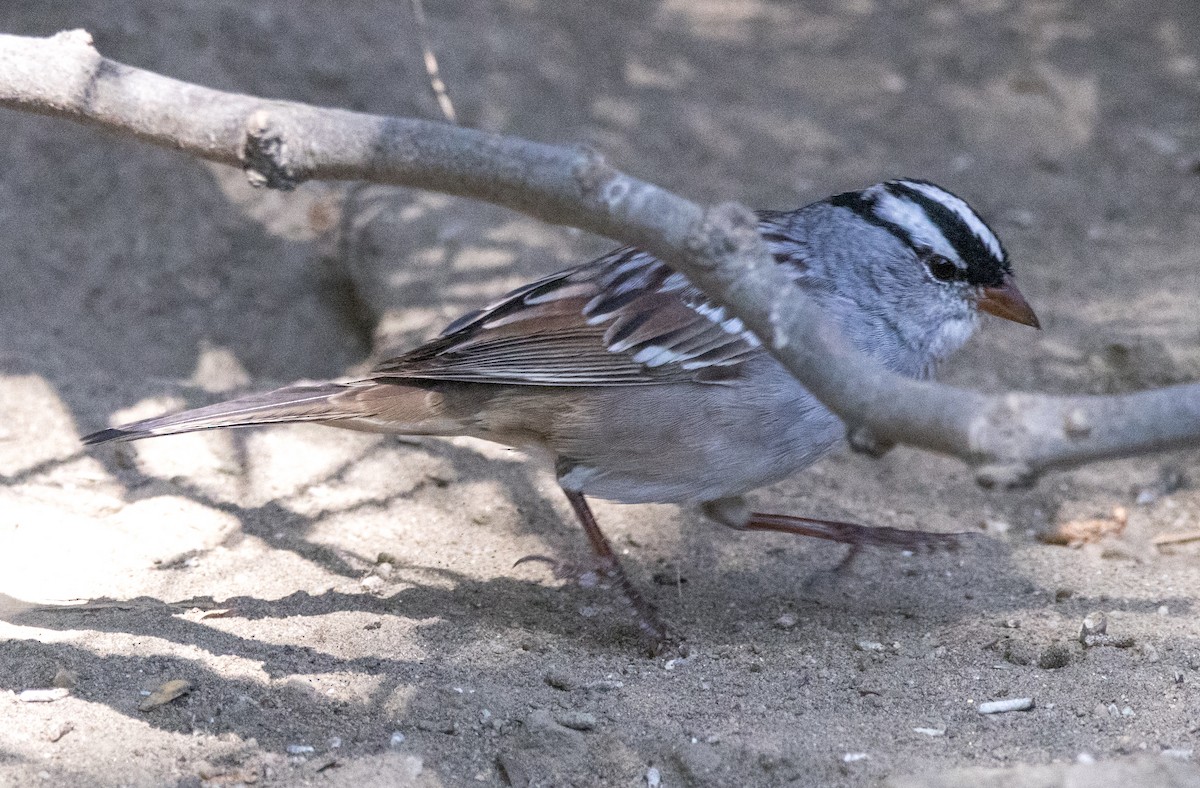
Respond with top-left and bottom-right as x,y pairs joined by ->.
0,30 -> 1196,487
408,0 -> 457,124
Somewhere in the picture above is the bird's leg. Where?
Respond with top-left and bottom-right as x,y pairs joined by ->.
743,512 -> 966,552
557,490 -> 672,651
702,498 -> 968,557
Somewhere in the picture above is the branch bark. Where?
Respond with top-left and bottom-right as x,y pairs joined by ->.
2,29 -> 1197,486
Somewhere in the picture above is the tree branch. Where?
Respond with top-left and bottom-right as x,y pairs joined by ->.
2,29 -> 1197,486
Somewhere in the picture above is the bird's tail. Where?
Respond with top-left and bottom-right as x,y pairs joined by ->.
82,382 -> 361,445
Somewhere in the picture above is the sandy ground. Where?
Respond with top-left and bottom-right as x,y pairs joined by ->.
2,1 -> 1200,786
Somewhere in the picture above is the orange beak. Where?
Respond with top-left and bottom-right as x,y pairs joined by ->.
977,274 -> 1040,329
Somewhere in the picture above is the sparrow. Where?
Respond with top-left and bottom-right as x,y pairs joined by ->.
84,179 -> 1039,647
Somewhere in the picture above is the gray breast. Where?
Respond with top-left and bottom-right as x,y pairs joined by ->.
551,356 -> 844,505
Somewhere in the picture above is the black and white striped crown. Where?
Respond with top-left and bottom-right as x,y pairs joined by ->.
831,179 -> 1010,287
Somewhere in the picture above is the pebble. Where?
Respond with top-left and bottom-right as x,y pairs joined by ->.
584,679 -> 624,693
774,613 -> 798,630
1081,612 -> 1107,637
978,697 -> 1035,714
286,744 -> 314,755
18,688 -> 70,703
856,640 -> 886,652
1079,612 -> 1115,647
554,711 -> 597,731
646,766 -> 662,787
389,731 -> 406,747
543,670 -> 575,691
138,679 -> 192,712
913,727 -> 946,737
1162,748 -> 1193,760
842,752 -> 870,762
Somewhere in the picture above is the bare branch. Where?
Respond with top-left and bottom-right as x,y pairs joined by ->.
1,30 -> 1197,486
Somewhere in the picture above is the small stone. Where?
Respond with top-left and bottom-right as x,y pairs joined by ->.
47,722 -> 75,742
584,679 -> 624,693
138,679 -> 192,712
543,670 -> 576,691
18,688 -> 70,703
646,766 -> 662,787
1140,643 -> 1160,663
842,752 -> 870,762
286,744 -> 314,755
856,640 -> 886,652
913,727 -> 945,737
978,697 -> 1035,714
389,731 -> 406,747
1121,706 -> 1135,717
1054,588 -> 1074,603
1037,644 -> 1071,669
774,614 -> 798,630
1158,605 -> 1170,617
554,711 -> 597,731
360,575 -> 384,590
1080,612 -> 1108,644
1162,748 -> 1193,760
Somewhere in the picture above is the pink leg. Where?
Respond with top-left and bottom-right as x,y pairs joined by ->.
745,511 -> 968,552
562,490 -> 673,652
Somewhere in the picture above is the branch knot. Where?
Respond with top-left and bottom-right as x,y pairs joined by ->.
242,109 -> 299,191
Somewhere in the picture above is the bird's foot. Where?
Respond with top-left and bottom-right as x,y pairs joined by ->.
515,552 -> 675,655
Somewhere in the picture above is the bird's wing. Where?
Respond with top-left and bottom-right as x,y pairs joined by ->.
370,217 -> 803,386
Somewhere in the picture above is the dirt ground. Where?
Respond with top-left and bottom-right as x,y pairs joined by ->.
2,1 -> 1200,786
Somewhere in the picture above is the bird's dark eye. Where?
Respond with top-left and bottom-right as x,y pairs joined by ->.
925,254 -> 961,282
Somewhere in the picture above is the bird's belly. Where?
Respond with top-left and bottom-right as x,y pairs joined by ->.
546,371 -> 843,505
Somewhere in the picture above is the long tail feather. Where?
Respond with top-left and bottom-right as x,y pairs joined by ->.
82,383 -> 354,445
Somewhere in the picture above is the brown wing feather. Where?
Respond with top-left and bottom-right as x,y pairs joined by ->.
371,216 -> 802,387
